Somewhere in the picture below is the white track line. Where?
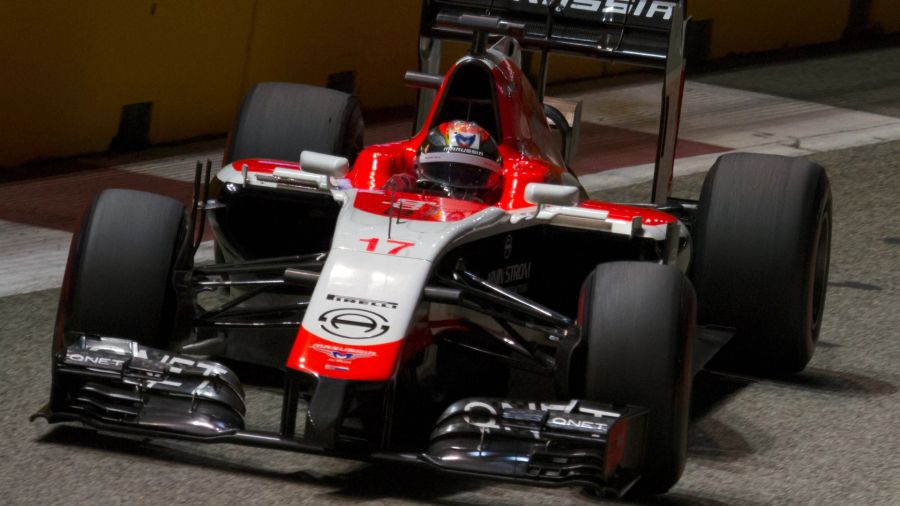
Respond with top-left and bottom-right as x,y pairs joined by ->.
0,220 -> 72,297
111,150 -> 224,181
0,224 -> 215,298
567,81 -> 900,192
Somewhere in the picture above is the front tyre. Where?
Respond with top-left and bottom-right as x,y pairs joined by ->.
60,189 -> 189,349
577,262 -> 695,495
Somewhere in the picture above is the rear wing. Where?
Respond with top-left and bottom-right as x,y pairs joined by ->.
416,0 -> 688,204
422,0 -> 681,69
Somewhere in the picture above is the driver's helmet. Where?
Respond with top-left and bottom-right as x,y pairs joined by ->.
414,120 -> 502,202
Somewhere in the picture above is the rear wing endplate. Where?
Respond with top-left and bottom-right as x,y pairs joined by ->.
417,0 -> 688,204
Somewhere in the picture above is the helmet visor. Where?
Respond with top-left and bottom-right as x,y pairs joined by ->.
417,151 -> 500,189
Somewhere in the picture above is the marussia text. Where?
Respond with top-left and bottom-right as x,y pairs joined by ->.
513,0 -> 677,21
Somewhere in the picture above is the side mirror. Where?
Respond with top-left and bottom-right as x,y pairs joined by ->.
300,151 -> 350,177
524,183 -> 579,207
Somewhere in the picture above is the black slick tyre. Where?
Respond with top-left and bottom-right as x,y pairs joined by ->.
692,153 -> 832,374
214,82 -> 363,263
61,189 -> 189,348
578,262 -> 695,496
224,82 -> 364,165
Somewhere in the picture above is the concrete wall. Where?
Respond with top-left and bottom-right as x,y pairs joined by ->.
0,0 -> 895,167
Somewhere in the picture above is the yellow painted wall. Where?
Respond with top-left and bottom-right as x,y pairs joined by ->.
148,2 -> 255,144
689,0 -> 850,58
0,1 -> 254,165
0,0 -> 889,167
871,0 -> 900,34
240,0 -> 419,111
0,0 -> 420,167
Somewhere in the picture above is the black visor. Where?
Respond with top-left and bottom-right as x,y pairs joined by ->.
420,161 -> 498,189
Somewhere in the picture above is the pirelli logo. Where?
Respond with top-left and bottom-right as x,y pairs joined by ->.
327,294 -> 399,310
513,0 -> 677,20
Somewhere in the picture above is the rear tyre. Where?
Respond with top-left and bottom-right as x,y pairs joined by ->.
578,262 -> 695,496
215,82 -> 363,262
692,153 -> 832,374
224,82 -> 364,165
61,189 -> 189,348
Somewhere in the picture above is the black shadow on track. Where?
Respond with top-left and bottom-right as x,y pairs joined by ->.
37,426 -> 482,505
36,423 -> 760,505
685,365 -> 896,464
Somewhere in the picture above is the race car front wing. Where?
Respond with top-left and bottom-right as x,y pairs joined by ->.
40,335 -> 247,438
35,335 -> 647,496
418,398 -> 647,493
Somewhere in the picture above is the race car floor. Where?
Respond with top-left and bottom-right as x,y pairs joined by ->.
2,46 -> 900,505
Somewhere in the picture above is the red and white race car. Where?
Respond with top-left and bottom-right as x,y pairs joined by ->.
36,0 -> 831,497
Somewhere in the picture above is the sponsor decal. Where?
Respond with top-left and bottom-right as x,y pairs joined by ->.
547,416 -> 609,432
65,352 -> 125,369
462,401 -> 505,431
452,132 -> 478,149
513,0 -> 676,20
360,237 -> 416,255
324,364 -> 350,372
418,149 -> 497,169
486,261 -> 532,285
461,399 -> 619,437
311,343 -> 377,361
137,354 -> 230,389
380,199 -> 439,219
327,293 -> 398,310
66,342 -> 235,392
157,354 -> 230,377
503,235 -> 513,260
318,308 -> 391,339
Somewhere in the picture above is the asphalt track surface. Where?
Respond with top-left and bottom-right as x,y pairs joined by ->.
4,51 -> 900,505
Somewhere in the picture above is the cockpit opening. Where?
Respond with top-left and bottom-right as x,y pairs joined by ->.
430,61 -> 500,140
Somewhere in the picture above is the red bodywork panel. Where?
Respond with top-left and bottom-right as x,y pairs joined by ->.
579,201 -> 677,225
287,326 -> 404,380
347,57 -> 565,211
353,189 -> 488,222
228,158 -> 296,174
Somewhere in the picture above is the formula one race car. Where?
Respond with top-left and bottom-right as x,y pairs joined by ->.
34,0 -> 832,497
